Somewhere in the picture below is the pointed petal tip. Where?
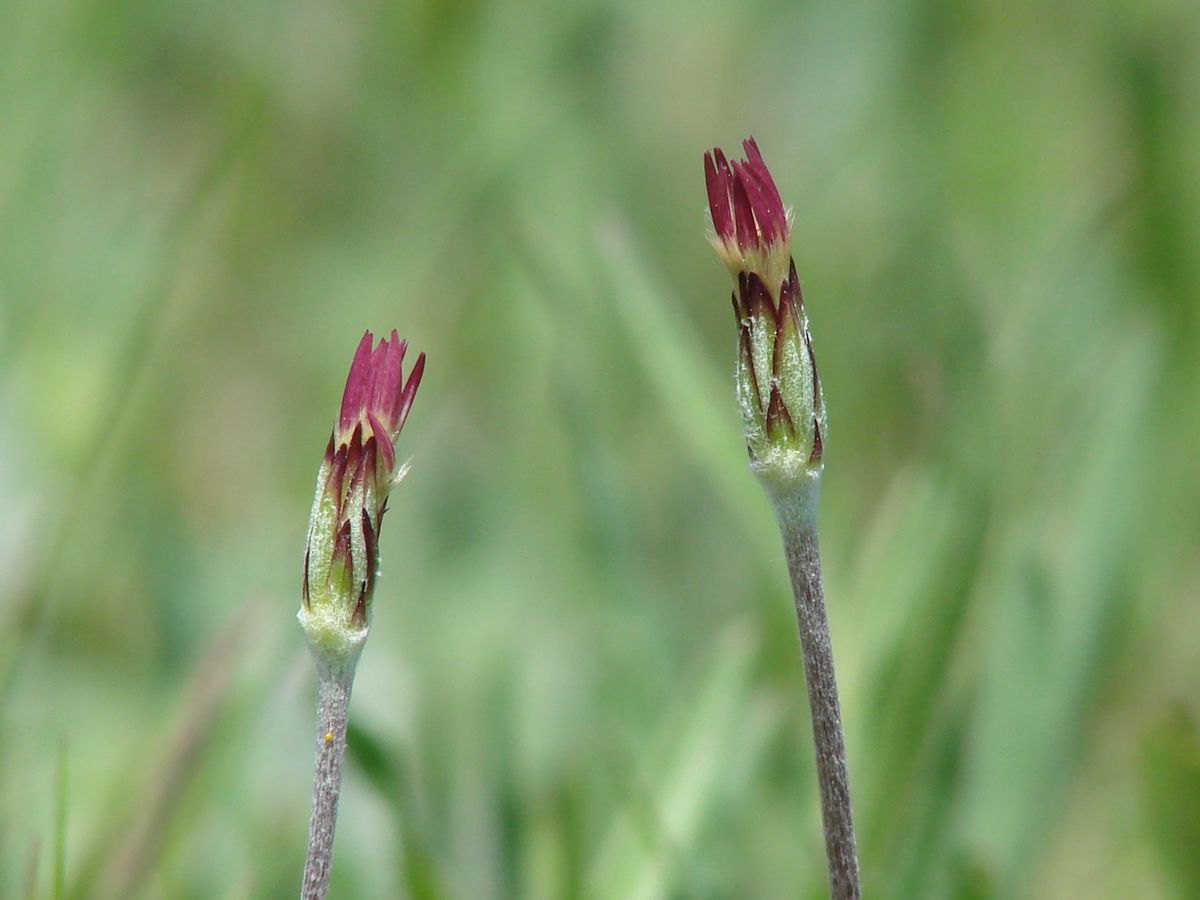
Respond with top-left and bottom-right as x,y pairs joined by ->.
704,147 -> 734,240
742,136 -> 762,163
703,136 -> 787,249
339,332 -> 377,430
393,351 -> 425,435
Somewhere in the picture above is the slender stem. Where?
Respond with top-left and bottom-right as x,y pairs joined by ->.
772,476 -> 860,899
302,670 -> 355,900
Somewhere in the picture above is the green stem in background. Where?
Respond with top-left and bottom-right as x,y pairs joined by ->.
22,839 -> 41,900
54,738 -> 68,900
301,667 -> 356,900
773,477 -> 860,899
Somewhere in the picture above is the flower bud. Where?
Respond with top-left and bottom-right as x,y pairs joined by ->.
705,138 -> 825,490
299,330 -> 425,668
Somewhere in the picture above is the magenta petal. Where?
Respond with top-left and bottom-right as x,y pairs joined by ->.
743,139 -> 785,215
394,351 -> 425,434
704,138 -> 789,251
730,168 -> 758,252
704,150 -> 734,240
367,338 -> 388,420
742,136 -> 763,167
339,331 -> 375,432
362,332 -> 395,430
713,147 -> 731,185
331,330 -> 422,482
382,332 -> 407,427
736,163 -> 781,245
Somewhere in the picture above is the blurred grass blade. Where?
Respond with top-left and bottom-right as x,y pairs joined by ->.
594,216 -> 777,550
1141,708 -> 1200,897
345,721 -> 448,900
54,739 -> 67,900
586,623 -> 774,900
71,603 -> 264,899
960,324 -> 1157,888
23,838 -> 40,900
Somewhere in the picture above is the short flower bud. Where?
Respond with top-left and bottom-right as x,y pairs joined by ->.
705,138 -> 826,490
300,330 -> 425,668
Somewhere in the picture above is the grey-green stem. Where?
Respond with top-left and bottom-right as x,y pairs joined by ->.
301,666 -> 355,900
772,475 -> 860,899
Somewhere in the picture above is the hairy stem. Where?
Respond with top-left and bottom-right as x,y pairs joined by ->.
773,476 -> 860,899
302,670 -> 355,900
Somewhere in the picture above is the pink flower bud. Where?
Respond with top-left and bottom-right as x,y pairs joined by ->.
300,330 -> 425,662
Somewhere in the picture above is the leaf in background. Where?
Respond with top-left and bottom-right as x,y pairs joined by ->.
346,720 -> 448,900
586,623 -> 783,899
1141,707 -> 1200,898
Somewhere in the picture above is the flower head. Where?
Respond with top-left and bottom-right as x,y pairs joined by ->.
704,138 -> 825,489
300,330 -> 425,667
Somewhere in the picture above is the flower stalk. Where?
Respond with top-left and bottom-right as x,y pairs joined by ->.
704,138 -> 860,898
299,330 -> 424,900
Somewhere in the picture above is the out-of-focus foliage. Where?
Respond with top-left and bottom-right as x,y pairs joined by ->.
1,0 -> 1197,897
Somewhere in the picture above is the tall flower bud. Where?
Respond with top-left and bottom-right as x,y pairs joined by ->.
300,330 -> 425,670
704,138 -> 825,492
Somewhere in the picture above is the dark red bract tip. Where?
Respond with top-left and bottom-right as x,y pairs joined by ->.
704,136 -> 788,250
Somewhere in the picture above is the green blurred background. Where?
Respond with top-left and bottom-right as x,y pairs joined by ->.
2,0 -> 1198,896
